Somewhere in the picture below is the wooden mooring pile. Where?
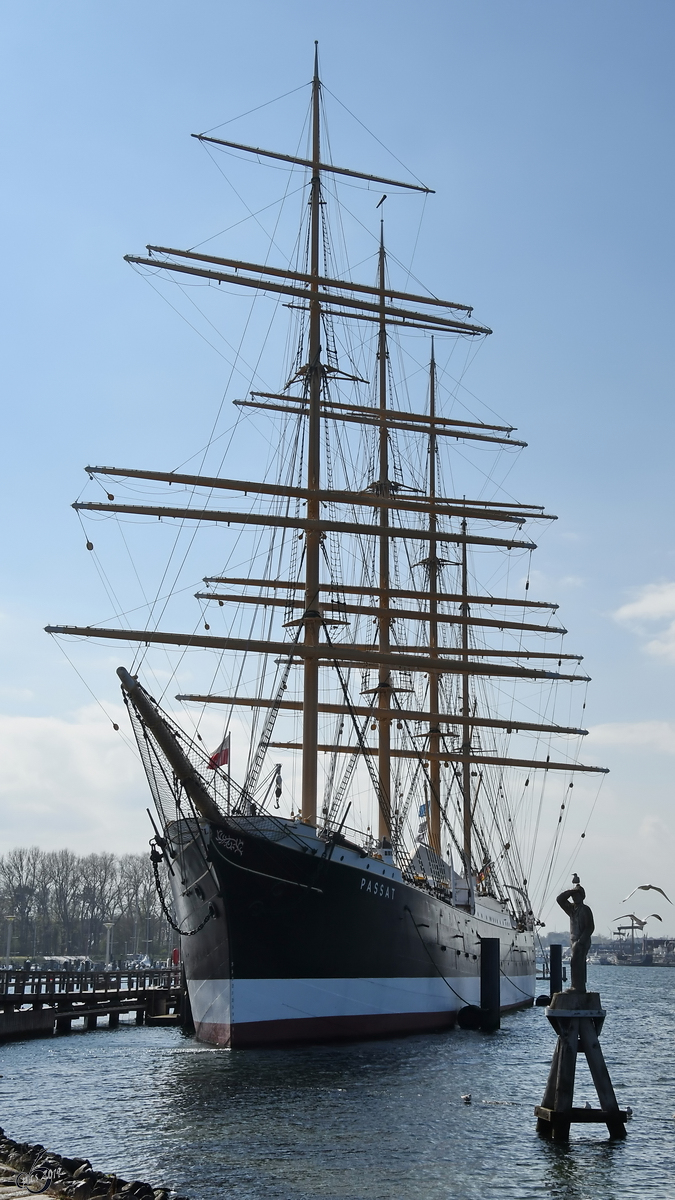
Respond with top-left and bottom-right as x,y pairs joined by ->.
0,969 -> 186,1042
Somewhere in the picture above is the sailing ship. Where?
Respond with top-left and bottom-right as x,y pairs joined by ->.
47,49 -> 607,1047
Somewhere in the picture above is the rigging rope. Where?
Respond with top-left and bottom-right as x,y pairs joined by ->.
241,626 -> 303,804
321,621 -> 393,838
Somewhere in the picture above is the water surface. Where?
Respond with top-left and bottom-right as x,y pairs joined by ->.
1,967 -> 673,1199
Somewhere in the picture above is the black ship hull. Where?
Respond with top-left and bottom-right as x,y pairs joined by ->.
169,817 -> 535,1047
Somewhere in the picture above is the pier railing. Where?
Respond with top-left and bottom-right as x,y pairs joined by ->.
0,968 -> 182,997
0,969 -> 185,1042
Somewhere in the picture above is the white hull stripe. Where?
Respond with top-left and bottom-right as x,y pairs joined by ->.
188,974 -> 535,1027
188,976 -> 231,1026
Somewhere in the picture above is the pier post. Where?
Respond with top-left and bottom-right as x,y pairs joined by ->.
180,964 -> 194,1033
549,943 -> 563,996
479,938 -> 500,1031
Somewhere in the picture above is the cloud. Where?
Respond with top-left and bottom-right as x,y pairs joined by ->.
0,686 -> 34,703
644,630 -> 675,662
637,814 -> 672,844
587,721 -> 675,755
615,582 -> 675,624
614,582 -> 675,663
0,705 -> 149,854
0,701 -> 297,855
519,569 -> 584,594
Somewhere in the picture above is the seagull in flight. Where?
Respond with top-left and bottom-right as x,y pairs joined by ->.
613,913 -> 662,928
622,884 -> 672,904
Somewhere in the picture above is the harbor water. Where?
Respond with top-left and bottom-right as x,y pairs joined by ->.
1,966 -> 674,1199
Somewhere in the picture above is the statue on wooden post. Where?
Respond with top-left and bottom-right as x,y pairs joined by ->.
556,874 -> 594,993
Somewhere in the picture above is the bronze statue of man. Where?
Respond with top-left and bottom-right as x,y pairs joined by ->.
556,874 -> 595,993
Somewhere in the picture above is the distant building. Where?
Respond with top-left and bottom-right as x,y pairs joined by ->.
544,930 -> 570,947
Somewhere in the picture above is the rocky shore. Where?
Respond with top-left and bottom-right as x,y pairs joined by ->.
0,1129 -> 185,1199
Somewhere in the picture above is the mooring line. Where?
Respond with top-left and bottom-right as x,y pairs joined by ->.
403,906 -> 469,1004
499,962 -> 534,1000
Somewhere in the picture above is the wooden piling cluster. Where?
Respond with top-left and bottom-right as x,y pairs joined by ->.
535,991 -> 628,1139
0,969 -> 184,1042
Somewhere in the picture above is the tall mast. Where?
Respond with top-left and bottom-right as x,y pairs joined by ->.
427,341 -> 441,854
301,42 -> 322,825
460,517 -> 473,904
377,217 -> 391,841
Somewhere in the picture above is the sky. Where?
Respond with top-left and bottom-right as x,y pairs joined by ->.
1,0 -> 674,936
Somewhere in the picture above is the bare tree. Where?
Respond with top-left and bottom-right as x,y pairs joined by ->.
0,848 -> 169,962
79,853 -> 119,957
0,846 -> 44,958
45,850 -> 81,954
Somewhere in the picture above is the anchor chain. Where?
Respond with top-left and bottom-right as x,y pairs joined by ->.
150,842 -> 217,936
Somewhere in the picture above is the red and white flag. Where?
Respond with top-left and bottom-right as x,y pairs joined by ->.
208,732 -> 230,771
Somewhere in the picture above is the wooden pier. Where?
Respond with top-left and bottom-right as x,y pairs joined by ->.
0,968 -> 184,1041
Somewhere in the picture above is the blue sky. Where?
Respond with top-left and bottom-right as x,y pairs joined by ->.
1,1 -> 674,934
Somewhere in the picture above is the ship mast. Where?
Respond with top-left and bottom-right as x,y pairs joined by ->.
47,50 -> 611,855
427,341 -> 441,854
301,41 -> 323,826
377,217 -> 391,841
460,517 -> 473,904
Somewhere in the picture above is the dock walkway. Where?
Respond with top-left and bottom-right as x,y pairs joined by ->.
0,968 -> 184,1041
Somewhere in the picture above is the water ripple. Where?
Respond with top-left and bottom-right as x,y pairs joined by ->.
0,967 -> 673,1199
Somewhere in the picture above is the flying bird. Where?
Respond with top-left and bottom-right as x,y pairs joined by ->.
622,884 -> 672,904
613,913 -> 662,928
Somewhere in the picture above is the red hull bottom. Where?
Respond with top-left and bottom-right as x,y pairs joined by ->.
194,998 -> 531,1048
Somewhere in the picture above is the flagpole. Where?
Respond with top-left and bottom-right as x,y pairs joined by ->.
207,731 -> 231,812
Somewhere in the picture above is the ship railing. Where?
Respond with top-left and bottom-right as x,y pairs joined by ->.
317,820 -> 370,856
